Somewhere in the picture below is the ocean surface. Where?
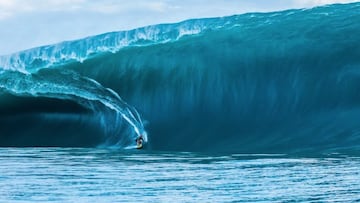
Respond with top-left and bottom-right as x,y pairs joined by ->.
1,2 -> 360,202
1,148 -> 360,202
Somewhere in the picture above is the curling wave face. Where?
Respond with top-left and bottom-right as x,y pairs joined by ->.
1,3 -> 360,153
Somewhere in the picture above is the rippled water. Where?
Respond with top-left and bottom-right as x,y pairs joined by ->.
0,148 -> 359,202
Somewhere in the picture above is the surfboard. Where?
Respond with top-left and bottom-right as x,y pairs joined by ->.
136,143 -> 143,149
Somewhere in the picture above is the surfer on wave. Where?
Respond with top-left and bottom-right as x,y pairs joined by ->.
135,135 -> 144,149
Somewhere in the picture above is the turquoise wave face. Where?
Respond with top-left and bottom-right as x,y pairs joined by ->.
0,3 -> 360,154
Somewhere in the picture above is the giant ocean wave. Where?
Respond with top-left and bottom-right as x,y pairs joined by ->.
1,3 -> 360,153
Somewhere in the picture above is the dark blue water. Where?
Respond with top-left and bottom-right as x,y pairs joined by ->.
1,148 -> 360,202
1,4 -> 360,152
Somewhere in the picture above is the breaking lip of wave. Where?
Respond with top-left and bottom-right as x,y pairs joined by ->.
2,18 -> 236,72
2,2 -> 356,72
0,18 -> 212,73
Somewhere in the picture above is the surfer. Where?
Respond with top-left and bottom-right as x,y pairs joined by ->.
135,135 -> 144,149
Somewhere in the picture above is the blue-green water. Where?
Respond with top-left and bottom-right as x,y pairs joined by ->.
1,3 -> 360,201
1,148 -> 360,202
1,3 -> 360,154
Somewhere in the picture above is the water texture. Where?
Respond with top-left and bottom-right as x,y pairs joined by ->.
0,148 -> 359,202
